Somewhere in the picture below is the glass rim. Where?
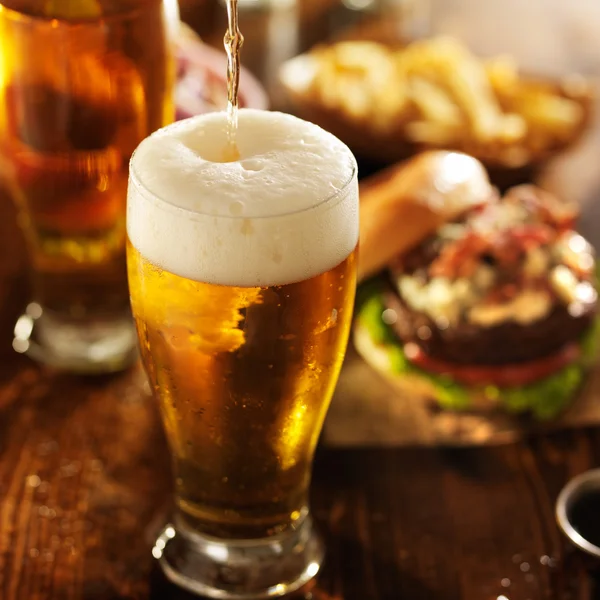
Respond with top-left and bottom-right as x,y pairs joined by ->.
128,124 -> 358,222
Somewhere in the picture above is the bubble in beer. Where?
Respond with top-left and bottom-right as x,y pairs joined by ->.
229,201 -> 244,215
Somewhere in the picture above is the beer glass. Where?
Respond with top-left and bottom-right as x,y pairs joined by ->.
127,109 -> 358,598
0,0 -> 177,373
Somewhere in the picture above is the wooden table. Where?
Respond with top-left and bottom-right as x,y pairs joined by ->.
3,1 -> 600,598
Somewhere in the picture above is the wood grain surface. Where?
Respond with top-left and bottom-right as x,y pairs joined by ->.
1,350 -> 600,599
2,0 -> 600,599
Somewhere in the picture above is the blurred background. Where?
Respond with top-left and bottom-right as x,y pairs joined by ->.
179,0 -> 600,79
177,0 -> 600,234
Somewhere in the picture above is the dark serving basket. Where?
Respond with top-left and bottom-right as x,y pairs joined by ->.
280,51 -> 594,189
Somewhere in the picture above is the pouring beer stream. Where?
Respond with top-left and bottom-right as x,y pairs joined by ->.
224,0 -> 243,161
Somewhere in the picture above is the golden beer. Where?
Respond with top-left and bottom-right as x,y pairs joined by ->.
128,244 -> 357,539
127,109 -> 358,597
0,0 -> 176,370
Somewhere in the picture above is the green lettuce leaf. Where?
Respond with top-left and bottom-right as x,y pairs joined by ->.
356,284 -> 599,420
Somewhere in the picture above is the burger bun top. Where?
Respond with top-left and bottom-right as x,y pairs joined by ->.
358,151 -> 496,281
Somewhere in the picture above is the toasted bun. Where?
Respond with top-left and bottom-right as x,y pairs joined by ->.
358,151 -> 495,282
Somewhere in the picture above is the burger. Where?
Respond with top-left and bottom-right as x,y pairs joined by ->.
355,151 -> 599,419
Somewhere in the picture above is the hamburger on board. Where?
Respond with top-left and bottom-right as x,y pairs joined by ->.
355,151 -> 599,419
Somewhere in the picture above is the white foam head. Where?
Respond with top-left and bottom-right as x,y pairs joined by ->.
127,109 -> 358,287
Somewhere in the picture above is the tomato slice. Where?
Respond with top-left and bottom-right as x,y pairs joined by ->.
404,342 -> 580,387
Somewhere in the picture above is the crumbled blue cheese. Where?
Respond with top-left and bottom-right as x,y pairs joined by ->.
550,265 -> 579,304
437,223 -> 467,241
397,237 -> 588,329
397,275 -> 474,324
468,290 -> 552,327
397,270 -> 490,325
554,234 -> 595,274
524,247 -> 549,278
398,263 -> 555,328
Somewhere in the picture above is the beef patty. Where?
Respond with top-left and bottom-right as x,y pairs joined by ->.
383,281 -> 595,366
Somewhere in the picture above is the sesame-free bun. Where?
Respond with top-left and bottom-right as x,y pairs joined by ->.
358,151 -> 495,281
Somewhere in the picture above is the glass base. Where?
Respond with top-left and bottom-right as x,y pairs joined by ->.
152,516 -> 324,599
13,302 -> 138,374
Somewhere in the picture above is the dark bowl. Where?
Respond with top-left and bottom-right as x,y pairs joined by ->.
556,468 -> 600,560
